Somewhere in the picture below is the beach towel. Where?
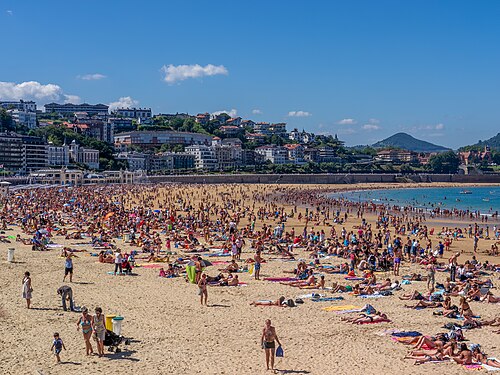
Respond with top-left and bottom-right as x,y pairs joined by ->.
263,277 -> 297,282
186,265 -> 196,283
137,263 -> 164,269
345,277 -> 364,281
248,264 -> 255,277
322,305 -> 361,312
311,297 -> 344,302
357,319 -> 391,324
297,293 -> 324,299
483,358 -> 500,371
358,294 -> 385,299
464,364 -> 482,370
392,331 -> 422,338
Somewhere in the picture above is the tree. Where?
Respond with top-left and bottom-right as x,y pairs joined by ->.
0,109 -> 14,132
427,151 -> 460,173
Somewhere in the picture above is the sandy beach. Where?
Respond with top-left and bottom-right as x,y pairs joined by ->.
0,183 -> 499,375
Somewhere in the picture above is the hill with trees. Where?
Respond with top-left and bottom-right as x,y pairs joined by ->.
372,132 -> 450,153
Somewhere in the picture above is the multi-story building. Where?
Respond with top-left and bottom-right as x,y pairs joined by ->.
225,117 -> 242,126
255,145 -> 288,164
195,113 -> 211,125
114,107 -> 152,121
44,103 -> 109,117
114,131 -> 212,150
65,121 -> 114,144
115,151 -> 149,171
289,128 -> 315,144
108,117 -> 135,133
0,100 -> 37,112
253,122 -> 287,137
240,119 -> 255,129
185,145 -> 218,170
284,144 -> 305,164
375,149 -> 418,163
9,110 -> 37,129
0,132 -> 47,174
245,133 -> 267,144
219,125 -> 242,137
69,140 -> 99,169
317,146 -> 341,163
48,142 -> 70,167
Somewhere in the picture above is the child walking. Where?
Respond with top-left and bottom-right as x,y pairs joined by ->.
51,332 -> 66,363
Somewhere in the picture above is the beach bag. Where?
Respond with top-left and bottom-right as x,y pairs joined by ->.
286,299 -> 296,307
276,346 -> 284,357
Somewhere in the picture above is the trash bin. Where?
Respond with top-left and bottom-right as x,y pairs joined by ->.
112,316 -> 124,335
105,314 -> 116,331
7,248 -> 15,262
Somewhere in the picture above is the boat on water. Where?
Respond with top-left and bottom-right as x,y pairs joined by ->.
459,190 -> 472,194
482,198 -> 490,202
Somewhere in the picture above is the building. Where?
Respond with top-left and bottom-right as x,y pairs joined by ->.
284,144 -> 305,164
150,153 -> 195,172
240,119 -> 255,129
0,100 -> 37,112
245,133 -> 267,144
254,122 -> 287,137
69,140 -> 99,169
114,107 -> 152,121
108,117 -> 135,133
317,146 -> 341,163
9,110 -> 37,129
65,121 -> 114,144
115,151 -> 149,171
225,117 -> 242,126
219,125 -> 243,137
255,145 -> 288,164
114,131 -> 212,150
289,128 -> 315,144
0,132 -> 47,174
185,145 -> 218,170
459,147 -> 492,166
376,149 -> 418,163
48,143 -> 70,167
29,168 -> 137,185
195,113 -> 211,125
44,103 -> 109,117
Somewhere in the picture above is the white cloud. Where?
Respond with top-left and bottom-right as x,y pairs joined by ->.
6,10 -> 13,15
64,95 -> 82,104
108,96 -> 139,111
362,124 -> 381,131
435,123 -> 444,130
337,128 -> 357,135
161,64 -> 228,84
288,110 -> 312,117
252,109 -> 262,115
404,123 -> 445,132
212,109 -> 238,117
337,118 -> 357,125
368,118 -> 380,124
77,73 -> 106,81
0,81 -> 80,104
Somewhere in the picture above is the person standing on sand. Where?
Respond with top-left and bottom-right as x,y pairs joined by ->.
22,271 -> 32,309
76,307 -> 94,356
393,247 -> 402,276
51,332 -> 66,363
254,250 -> 262,280
92,307 -> 106,357
114,249 -> 123,276
261,319 -> 282,372
63,252 -> 74,282
198,273 -> 208,306
426,260 -> 436,292
449,252 -> 459,282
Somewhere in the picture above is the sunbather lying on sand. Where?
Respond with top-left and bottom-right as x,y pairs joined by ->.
341,312 -> 390,324
250,296 -> 286,306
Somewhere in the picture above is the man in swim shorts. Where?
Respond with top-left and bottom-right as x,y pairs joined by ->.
261,319 -> 281,371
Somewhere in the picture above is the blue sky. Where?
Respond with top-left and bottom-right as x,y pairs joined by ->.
1,0 -> 499,148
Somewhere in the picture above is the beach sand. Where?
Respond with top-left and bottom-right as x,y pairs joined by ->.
0,183 -> 499,375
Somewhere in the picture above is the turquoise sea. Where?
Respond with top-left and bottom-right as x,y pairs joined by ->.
328,186 -> 500,214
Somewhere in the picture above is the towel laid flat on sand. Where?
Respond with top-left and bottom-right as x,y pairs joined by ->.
322,305 -> 361,312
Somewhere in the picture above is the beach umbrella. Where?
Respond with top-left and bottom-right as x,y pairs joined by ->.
153,209 -> 160,213
63,203 -> 71,207
104,212 -> 115,220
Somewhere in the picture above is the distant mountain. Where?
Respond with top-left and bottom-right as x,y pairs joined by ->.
465,132 -> 500,151
372,133 -> 451,153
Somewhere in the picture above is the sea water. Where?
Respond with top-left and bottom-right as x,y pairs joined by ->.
328,186 -> 500,214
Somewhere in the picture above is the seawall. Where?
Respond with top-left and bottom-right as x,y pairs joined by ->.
148,173 -> 500,184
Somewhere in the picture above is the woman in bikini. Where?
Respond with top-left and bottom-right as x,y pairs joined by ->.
459,296 -> 474,318
250,296 -> 286,306
77,307 -> 94,355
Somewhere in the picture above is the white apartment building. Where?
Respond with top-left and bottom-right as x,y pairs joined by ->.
115,107 -> 152,121
0,100 -> 37,112
69,140 -> 99,169
255,145 -> 289,164
185,145 -> 218,170
48,143 -> 70,166
9,110 -> 37,129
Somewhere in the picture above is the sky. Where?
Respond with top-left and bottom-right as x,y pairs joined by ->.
1,0 -> 499,148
